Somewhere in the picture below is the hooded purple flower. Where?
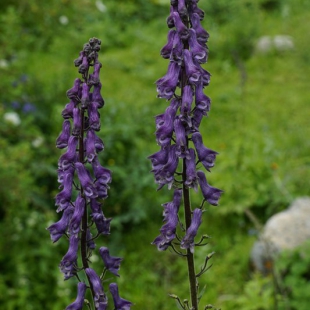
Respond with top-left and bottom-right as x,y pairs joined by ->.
72,107 -> 81,136
58,136 -> 78,170
55,170 -> 74,212
180,208 -> 202,253
183,49 -> 201,85
75,162 -> 98,198
68,195 -> 85,236
197,170 -> 223,206
59,235 -> 79,280
88,102 -> 101,131
85,268 -> 107,309
90,199 -> 111,235
56,120 -> 71,149
192,132 -> 218,171
109,283 -> 132,310
161,29 -> 176,59
188,28 -> 207,64
195,82 -> 211,113
66,282 -> 87,310
185,148 -> 198,190
66,78 -> 82,102
47,206 -> 74,242
62,100 -> 75,119
174,117 -> 189,159
99,247 -> 123,277
85,129 -> 97,162
91,82 -> 105,108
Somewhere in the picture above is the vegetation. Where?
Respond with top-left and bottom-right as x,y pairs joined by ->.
0,0 -> 309,309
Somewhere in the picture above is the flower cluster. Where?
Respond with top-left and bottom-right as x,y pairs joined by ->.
149,0 -> 223,253
47,38 -> 131,310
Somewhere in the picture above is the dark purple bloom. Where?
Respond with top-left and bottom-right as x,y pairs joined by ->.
66,282 -> 87,310
195,82 -> 210,112
172,12 -> 189,40
92,82 -> 105,108
55,170 -> 74,212
78,56 -> 89,74
56,120 -> 71,149
60,235 -> 79,279
174,117 -> 189,159
181,85 -> 193,116
170,32 -> 183,65
185,148 -> 198,190
89,62 -> 102,86
99,247 -> 123,276
94,134 -> 104,152
188,28 -> 207,64
156,61 -> 181,100
192,132 -> 217,171
69,195 -> 85,236
90,199 -> 111,235
81,82 -> 90,109
161,29 -> 176,59
109,283 -> 132,310
62,100 -> 75,119
88,102 -> 101,131
47,206 -> 74,242
192,108 -> 205,131
177,0 -> 187,19
85,129 -> 97,162
58,136 -> 78,170
183,49 -> 201,85
66,78 -> 82,102
190,13 -> 209,45
197,170 -> 223,206
180,208 -> 202,253
152,235 -> 171,251
74,51 -> 84,67
72,107 -> 81,136
167,5 -> 178,28
75,162 -> 98,198
85,268 -> 107,309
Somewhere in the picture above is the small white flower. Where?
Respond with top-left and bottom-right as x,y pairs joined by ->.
95,0 -> 107,12
32,136 -> 44,148
59,15 -> 69,25
3,112 -> 21,126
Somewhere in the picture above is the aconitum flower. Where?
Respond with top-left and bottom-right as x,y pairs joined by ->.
109,283 -> 132,310
48,38 -> 130,309
149,2 -> 223,308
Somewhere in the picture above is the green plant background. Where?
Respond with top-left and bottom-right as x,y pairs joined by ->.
0,0 -> 309,309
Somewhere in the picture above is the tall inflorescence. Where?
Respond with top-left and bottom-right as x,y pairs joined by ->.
148,1 -> 223,309
47,38 -> 132,310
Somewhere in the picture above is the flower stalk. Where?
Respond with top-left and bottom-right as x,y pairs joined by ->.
48,38 -> 131,310
149,1 -> 223,309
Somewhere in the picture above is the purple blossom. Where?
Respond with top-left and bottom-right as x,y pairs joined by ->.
109,283 -> 132,310
185,148 -> 198,190
75,162 -> 98,198
66,78 -> 82,102
192,132 -> 218,171
161,29 -> 176,59
56,120 -> 71,149
68,195 -> 85,236
88,102 -> 101,131
183,49 -> 201,85
78,56 -> 89,74
66,282 -> 87,310
181,85 -> 193,116
174,117 -> 189,159
197,170 -> 223,206
170,32 -> 183,65
62,100 -> 75,119
180,208 -> 203,253
59,236 -> 79,280
89,62 -> 102,86
188,28 -> 207,64
190,13 -> 209,45
81,82 -> 90,109
99,247 -> 123,276
172,12 -> 189,40
72,107 -> 81,136
90,199 -> 111,235
55,171 -> 74,212
47,206 -> 74,242
85,129 -> 97,162
91,82 -> 105,108
58,136 -> 78,170
85,268 -> 107,309
195,82 -> 211,113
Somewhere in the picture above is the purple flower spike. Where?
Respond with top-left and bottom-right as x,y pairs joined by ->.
185,148 -> 198,190
69,195 -> 85,236
156,61 -> 181,100
81,83 -> 90,109
181,208 -> 202,253
58,136 -> 78,170
197,170 -> 223,206
85,268 -> 107,309
183,49 -> 201,85
56,120 -> 71,149
66,282 -> 87,310
72,107 -> 81,136
66,78 -> 82,102
188,29 -> 207,64
86,130 -> 97,162
92,83 -> 105,108
47,206 -> 74,242
75,162 -> 98,198
99,247 -> 123,277
88,102 -> 101,131
109,283 -> 132,310
60,235 -> 79,280
192,132 -> 218,171
161,29 -> 176,59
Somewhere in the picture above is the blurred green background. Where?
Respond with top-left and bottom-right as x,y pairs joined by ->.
0,0 -> 309,309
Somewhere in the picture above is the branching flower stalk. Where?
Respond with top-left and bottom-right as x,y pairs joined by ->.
149,1 -> 223,309
47,38 -> 132,310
